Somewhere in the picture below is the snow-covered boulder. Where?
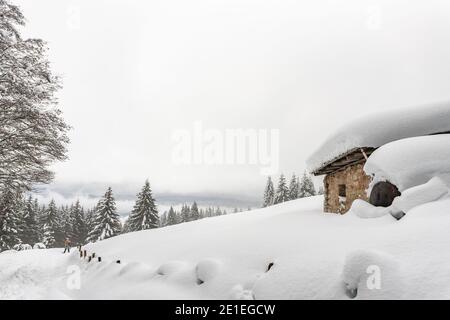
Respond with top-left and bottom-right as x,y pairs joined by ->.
21,244 -> 32,251
307,103 -> 450,173
364,134 -> 450,192
33,243 -> 46,249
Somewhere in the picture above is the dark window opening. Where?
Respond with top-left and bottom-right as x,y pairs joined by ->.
338,184 -> 346,197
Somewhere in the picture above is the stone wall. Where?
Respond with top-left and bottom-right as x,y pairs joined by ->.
323,163 -> 371,214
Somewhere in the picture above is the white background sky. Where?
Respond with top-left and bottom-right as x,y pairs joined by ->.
15,0 -> 450,213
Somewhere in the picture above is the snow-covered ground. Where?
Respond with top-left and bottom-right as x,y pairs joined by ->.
2,195 -> 450,300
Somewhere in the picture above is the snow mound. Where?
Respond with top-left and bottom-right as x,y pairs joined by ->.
33,243 -> 46,249
364,134 -> 450,192
391,177 -> 449,213
156,261 -> 187,276
342,250 -> 403,299
195,259 -> 222,284
307,102 -> 450,173
349,199 -> 391,219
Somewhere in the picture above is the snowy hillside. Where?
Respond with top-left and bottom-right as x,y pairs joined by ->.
2,195 -> 450,300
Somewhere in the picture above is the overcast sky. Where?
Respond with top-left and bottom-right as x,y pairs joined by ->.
15,0 -> 450,213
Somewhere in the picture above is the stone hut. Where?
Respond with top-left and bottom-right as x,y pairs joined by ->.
307,103 -> 450,214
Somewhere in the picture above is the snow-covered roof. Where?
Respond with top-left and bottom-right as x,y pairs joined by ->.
307,102 -> 450,174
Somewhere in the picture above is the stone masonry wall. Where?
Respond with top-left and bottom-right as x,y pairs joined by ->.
323,163 -> 371,214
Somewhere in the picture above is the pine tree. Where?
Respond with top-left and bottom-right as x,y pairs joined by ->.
21,195 -> 40,245
288,173 -> 299,200
262,176 -> 275,207
128,180 -> 159,231
299,171 -> 316,198
274,174 -> 290,204
88,187 -> 121,242
0,187 -> 22,251
84,207 -> 95,236
60,204 -> 73,243
190,202 -> 200,221
180,204 -> 190,223
71,200 -> 88,245
159,212 -> 167,227
167,206 -> 178,225
41,199 -> 60,248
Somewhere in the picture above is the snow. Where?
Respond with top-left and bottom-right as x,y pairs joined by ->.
348,199 -> 392,219
391,177 -> 449,213
364,134 -> 450,192
2,195 -> 450,299
307,102 -> 450,173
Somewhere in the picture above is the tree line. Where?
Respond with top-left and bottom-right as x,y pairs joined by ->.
0,180 -> 158,251
157,203 -> 237,228
262,172 -> 322,207
0,178 -> 246,251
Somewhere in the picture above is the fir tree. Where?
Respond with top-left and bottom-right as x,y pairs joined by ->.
288,173 -> 299,200
60,204 -> 73,242
190,202 -> 200,221
274,174 -> 290,204
128,180 -> 159,231
180,204 -> 190,223
41,199 -> 60,248
88,187 -> 121,242
0,187 -> 22,250
71,200 -> 88,245
21,195 -> 40,245
159,212 -> 167,227
299,171 -> 316,198
262,176 -> 275,207
167,206 -> 178,225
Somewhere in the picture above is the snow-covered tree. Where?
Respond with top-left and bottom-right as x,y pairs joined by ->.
0,0 -> 70,193
71,200 -> 88,245
127,180 -> 159,231
180,204 -> 190,223
21,195 -> 40,245
0,187 -> 22,250
274,174 -> 290,204
41,199 -> 60,248
60,205 -> 73,242
288,173 -> 299,200
190,202 -> 200,221
167,206 -> 178,226
88,188 -> 121,242
262,176 -> 275,207
299,171 -> 316,198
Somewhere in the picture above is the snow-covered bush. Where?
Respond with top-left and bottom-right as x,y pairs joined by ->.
33,243 -> 46,249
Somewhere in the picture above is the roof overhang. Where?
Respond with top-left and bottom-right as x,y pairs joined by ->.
311,147 -> 376,176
